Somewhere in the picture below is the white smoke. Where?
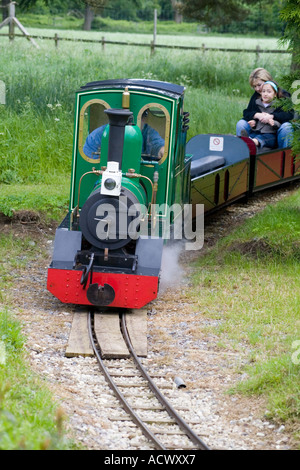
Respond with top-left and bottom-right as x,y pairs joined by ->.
159,241 -> 185,292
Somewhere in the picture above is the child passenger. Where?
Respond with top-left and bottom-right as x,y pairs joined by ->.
241,81 -> 281,149
236,68 -> 294,148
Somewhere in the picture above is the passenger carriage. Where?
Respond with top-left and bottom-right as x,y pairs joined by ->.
188,134 -> 300,214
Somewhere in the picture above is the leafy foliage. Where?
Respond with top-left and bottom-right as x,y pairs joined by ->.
211,1 -> 284,36
280,0 -> 300,71
279,0 -> 300,154
182,0 -> 262,27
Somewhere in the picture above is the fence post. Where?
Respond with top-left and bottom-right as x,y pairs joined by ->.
151,8 -> 157,56
153,9 -> 157,47
256,45 -> 260,61
54,33 -> 59,47
0,2 -> 39,47
150,40 -> 155,56
102,36 -> 105,51
202,43 -> 206,53
8,2 -> 15,41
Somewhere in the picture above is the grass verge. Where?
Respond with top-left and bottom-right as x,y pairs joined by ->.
0,308 -> 75,450
0,180 -> 69,221
0,216 -> 77,449
190,189 -> 300,440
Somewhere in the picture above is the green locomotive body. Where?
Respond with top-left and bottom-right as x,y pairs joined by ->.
47,79 -> 191,308
69,79 -> 191,231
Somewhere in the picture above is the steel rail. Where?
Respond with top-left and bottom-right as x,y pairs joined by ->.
87,311 -> 167,450
120,314 -> 210,451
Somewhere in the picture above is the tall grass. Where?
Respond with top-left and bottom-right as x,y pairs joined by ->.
0,106 -> 73,184
18,25 -> 288,48
0,36 -> 291,114
0,33 -> 292,188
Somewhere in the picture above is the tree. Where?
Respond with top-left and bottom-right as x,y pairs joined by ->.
82,0 -> 106,30
18,0 -> 105,30
171,1 -> 183,23
84,0 -> 153,28
18,0 -> 49,9
279,0 -> 300,155
1,0 -> 10,21
210,1 -> 284,36
137,0 -> 160,21
280,0 -> 300,73
182,0 -> 260,27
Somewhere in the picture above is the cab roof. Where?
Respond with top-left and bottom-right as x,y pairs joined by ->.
79,79 -> 185,99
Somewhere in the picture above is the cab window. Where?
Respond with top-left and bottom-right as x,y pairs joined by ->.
137,104 -> 170,163
78,99 -> 110,163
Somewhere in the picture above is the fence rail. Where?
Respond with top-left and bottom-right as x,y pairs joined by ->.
0,32 -> 291,57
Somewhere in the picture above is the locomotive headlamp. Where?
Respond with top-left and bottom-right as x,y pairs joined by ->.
101,161 -> 122,196
104,178 -> 116,191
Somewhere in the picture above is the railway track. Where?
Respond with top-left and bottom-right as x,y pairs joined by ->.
87,311 -> 210,451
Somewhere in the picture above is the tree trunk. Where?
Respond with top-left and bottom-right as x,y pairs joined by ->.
171,1 -> 183,23
2,0 -> 10,21
291,36 -> 300,73
83,4 -> 94,31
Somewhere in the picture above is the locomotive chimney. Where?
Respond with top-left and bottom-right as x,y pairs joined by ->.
104,108 -> 133,167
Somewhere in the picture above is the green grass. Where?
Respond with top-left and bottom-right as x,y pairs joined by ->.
17,13 -> 84,30
14,14 -> 290,42
0,106 -> 73,185
190,190 -> 300,433
0,31 -> 291,113
0,308 -> 74,449
185,88 -> 246,135
0,181 -> 69,221
0,31 -> 291,188
18,15 -> 205,34
219,189 -> 300,261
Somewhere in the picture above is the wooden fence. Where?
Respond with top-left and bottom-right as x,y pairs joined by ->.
0,32 -> 291,58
